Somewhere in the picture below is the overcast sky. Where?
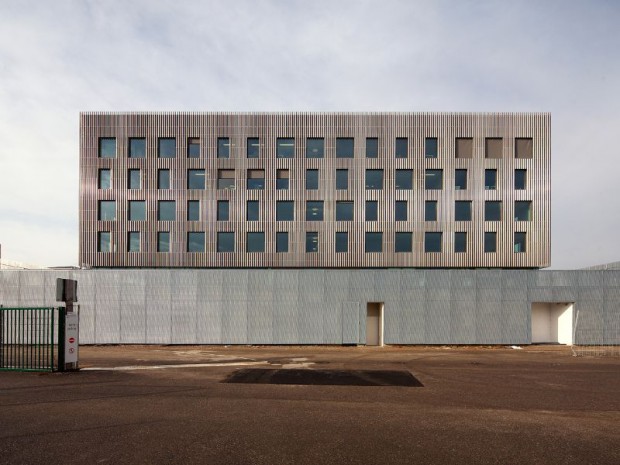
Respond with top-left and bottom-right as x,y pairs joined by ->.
0,0 -> 619,269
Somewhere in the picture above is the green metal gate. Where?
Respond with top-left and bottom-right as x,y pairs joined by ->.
0,307 -> 58,372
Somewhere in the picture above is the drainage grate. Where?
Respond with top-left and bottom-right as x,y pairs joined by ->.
224,368 -> 423,387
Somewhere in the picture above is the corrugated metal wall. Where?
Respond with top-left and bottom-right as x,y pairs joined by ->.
1,269 -> 618,345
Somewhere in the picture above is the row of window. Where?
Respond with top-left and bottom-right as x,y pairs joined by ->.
97,199 -> 532,222
98,230 -> 527,254
99,168 -> 528,191
98,136 -> 534,160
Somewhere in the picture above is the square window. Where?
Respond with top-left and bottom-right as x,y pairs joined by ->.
515,169 -> 527,190
306,201 -> 324,221
366,201 -> 378,221
425,201 -> 437,221
157,169 -> 170,189
485,169 -> 497,190
217,201 -> 229,221
395,138 -> 408,158
425,232 -> 442,252
187,232 -> 205,252
395,232 -> 412,252
98,231 -> 111,252
98,169 -> 111,189
98,200 -> 116,221
217,169 -> 235,189
276,201 -> 294,221
455,169 -> 467,190
455,201 -> 472,221
99,138 -> 116,158
395,201 -> 407,221
455,232 -> 467,253
157,232 -> 170,252
306,232 -> 318,252
455,138 -> 472,158
247,137 -> 260,158
336,232 -> 348,253
365,232 -> 382,253
336,137 -> 354,158
485,138 -> 502,159
187,169 -> 205,189
128,231 -> 140,252
158,200 -> 175,221
485,201 -> 501,221
129,138 -> 146,158
515,138 -> 533,159
336,201 -> 354,221
217,137 -> 230,158
366,137 -> 378,158
425,169 -> 443,190
276,169 -> 289,190
276,138 -> 294,158
187,138 -> 200,158
306,138 -> 324,158
247,200 -> 259,221
128,200 -> 146,221
484,232 -> 497,252
515,201 -> 532,221
306,169 -> 319,190
158,138 -> 176,158
395,169 -> 413,190
336,169 -> 348,190
365,169 -> 383,189
514,232 -> 527,253
276,232 -> 289,253
425,137 -> 438,158
247,232 -> 265,252
187,200 -> 200,221
217,232 -> 234,252
247,169 -> 265,190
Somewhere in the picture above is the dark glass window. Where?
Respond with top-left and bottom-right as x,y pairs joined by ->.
247,169 -> 265,190
187,138 -> 200,158
365,232 -> 382,253
455,232 -> 467,253
98,200 -> 116,221
515,201 -> 532,221
336,201 -> 353,221
455,138 -> 472,159
306,201 -> 324,221
157,169 -> 170,189
128,169 -> 141,190
485,201 -> 501,221
515,138 -> 533,159
366,201 -> 378,221
217,200 -> 229,221
187,232 -> 205,252
247,200 -> 259,221
99,138 -> 116,158
365,169 -> 383,189
246,232 -> 265,252
425,169 -> 443,190
158,138 -> 176,158
247,137 -> 260,158
217,137 -> 230,158
395,169 -> 413,190
99,169 -> 111,189
276,232 -> 289,253
129,138 -> 146,158
515,169 -> 526,190
128,200 -> 146,221
98,231 -> 111,252
128,232 -> 140,252
455,169 -> 467,190
455,201 -> 472,221
276,169 -> 289,190
485,138 -> 503,159
395,138 -> 408,158
187,200 -> 200,221
336,138 -> 354,158
187,169 -> 205,189
306,138 -> 324,158
425,137 -> 438,158
157,232 -> 170,252
306,232 -> 318,252
306,169 -> 319,190
514,232 -> 527,253
425,201 -> 437,221
485,169 -> 497,190
158,200 -> 175,221
484,232 -> 497,252
277,138 -> 294,158
366,137 -> 378,158
395,232 -> 412,252
336,232 -> 348,253
395,201 -> 407,221
217,232 -> 234,252
217,170 -> 235,189
336,169 -> 348,190
276,201 -> 294,221
425,232 -> 442,252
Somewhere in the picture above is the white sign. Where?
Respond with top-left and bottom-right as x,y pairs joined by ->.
65,313 -> 79,364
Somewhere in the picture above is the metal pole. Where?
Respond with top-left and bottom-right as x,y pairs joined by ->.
58,307 -> 66,372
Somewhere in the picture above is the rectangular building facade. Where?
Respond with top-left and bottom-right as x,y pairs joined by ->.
80,112 -> 550,268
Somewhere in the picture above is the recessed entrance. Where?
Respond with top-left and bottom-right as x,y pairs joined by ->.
531,302 -> 574,345
366,302 -> 384,346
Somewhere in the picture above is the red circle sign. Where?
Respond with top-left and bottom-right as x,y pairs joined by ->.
68,337 -> 75,343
